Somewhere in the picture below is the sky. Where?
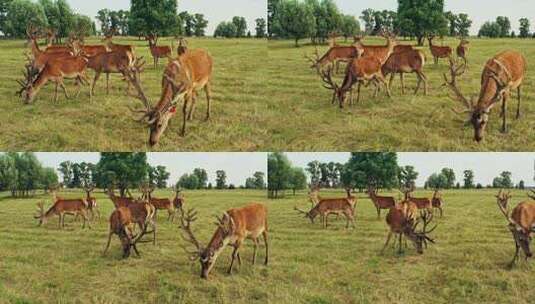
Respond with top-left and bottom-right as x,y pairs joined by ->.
34,152 -> 267,186
285,152 -> 535,187
335,0 -> 534,35
64,0 -> 267,35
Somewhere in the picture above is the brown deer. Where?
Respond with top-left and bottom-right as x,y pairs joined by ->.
381,49 -> 428,95
456,38 -> 469,64
86,50 -> 136,95
496,190 -> 535,267
176,37 -> 188,56
140,184 -> 175,221
382,208 -> 436,255
432,190 -> 444,217
443,51 -> 527,142
124,47 -> 213,146
173,187 -> 185,210
25,26 -> 76,72
294,196 -> 355,229
83,184 -> 100,221
19,53 -> 90,104
179,204 -> 269,279
107,187 -> 136,208
353,34 -> 410,57
146,33 -> 172,68
34,190 -> 91,229
402,187 -> 433,213
353,31 -> 399,65
102,206 -> 154,258
428,35 -> 452,64
101,30 -> 136,65
367,186 -> 396,219
308,44 -> 362,74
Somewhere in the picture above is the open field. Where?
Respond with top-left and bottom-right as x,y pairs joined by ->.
267,38 -> 535,151
1,188 -> 535,303
0,37 -> 268,151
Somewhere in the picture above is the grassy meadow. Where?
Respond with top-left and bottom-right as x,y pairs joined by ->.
267,37 -> 535,151
1,188 -> 535,303
0,37 -> 268,151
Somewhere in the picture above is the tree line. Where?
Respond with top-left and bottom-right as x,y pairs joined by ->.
177,169 -> 266,190
0,152 -> 58,197
214,16 -> 267,38
478,16 -> 535,38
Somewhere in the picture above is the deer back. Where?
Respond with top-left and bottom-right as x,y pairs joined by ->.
150,197 -> 173,209
511,202 -> 535,233
408,196 -> 432,209
382,49 -> 425,74
315,198 -> 353,214
386,204 -> 412,233
87,51 -> 130,73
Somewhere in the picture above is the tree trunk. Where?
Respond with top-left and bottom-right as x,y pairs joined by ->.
417,35 -> 425,46
295,38 -> 299,47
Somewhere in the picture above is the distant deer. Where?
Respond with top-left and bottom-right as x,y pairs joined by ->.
443,51 -> 527,142
495,189 -> 535,267
140,184 -> 175,221
146,33 -> 172,68
25,25 -> 77,72
381,48 -> 428,95
83,184 -> 100,221
367,186 -> 396,219
123,46 -> 213,146
34,189 -> 91,229
432,190 -> 444,217
179,204 -> 269,279
428,35 -> 452,64
86,50 -> 138,95
402,186 -> 433,213
294,195 -> 355,229
101,29 -> 136,65
172,187 -> 185,221
382,208 -> 436,255
456,38 -> 469,64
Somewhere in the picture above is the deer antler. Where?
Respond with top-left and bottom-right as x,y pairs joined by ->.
294,206 -> 310,216
527,189 -> 535,200
304,47 -> 321,67
443,57 -> 472,114
178,208 -> 203,260
34,201 -> 45,219
123,57 -> 154,122
496,189 -> 515,226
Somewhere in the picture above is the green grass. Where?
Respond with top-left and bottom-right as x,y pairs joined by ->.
0,37 -> 268,151
2,188 -> 535,303
267,37 -> 535,151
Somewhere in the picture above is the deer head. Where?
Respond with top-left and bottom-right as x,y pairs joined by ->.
403,211 -> 437,254
34,201 -> 47,226
294,205 -> 318,223
496,189 -> 532,258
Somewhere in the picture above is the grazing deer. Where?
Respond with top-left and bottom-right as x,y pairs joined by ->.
20,53 -> 90,104
382,208 -> 436,255
101,30 -> 136,65
25,26 -> 76,72
307,44 -> 362,74
86,50 -> 135,95
367,186 -> 396,219
381,49 -> 428,95
443,51 -> 527,142
146,33 -> 172,68
179,204 -> 269,279
495,189 -> 535,267
456,38 -> 469,64
432,190 -> 444,217
428,35 -> 452,64
124,47 -> 213,146
34,190 -> 91,229
140,185 -> 175,221
294,196 -> 356,229
102,206 -> 154,258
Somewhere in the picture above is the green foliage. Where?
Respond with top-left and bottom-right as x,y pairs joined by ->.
245,171 -> 266,190
271,0 -> 316,46
478,21 -> 502,38
345,152 -> 399,190
177,173 -> 200,190
426,168 -> 455,189
495,16 -> 511,37
398,165 -> 418,189
215,170 -> 227,189
268,152 -> 293,198
255,18 -> 266,38
72,14 -> 94,38
519,18 -> 530,38
493,171 -> 513,188
0,152 -> 56,196
232,16 -> 247,37
192,168 -> 208,189
129,0 -> 180,36
441,168 -> 456,189
4,0 -> 48,38
288,167 -> 307,195
96,153 -> 150,197
339,14 -> 359,40
214,21 -> 237,38
193,13 -> 208,37
463,170 -> 475,189
397,0 -> 448,45
457,13 -> 472,37
148,165 -> 170,188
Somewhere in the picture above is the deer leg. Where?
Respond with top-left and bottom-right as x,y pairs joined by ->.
54,82 -> 59,102
509,239 -> 520,267
262,230 -> 269,265
228,241 -> 242,274
102,231 -> 114,256
187,92 -> 197,121
58,214 -> 62,228
91,72 -> 101,96
376,207 -> 381,219
106,73 -> 110,95
252,238 -> 258,264
59,81 -> 70,100
204,82 -> 212,121
381,232 -> 392,254
388,73 -> 394,91
74,77 -> 82,98
516,86 -> 521,119
398,233 -> 403,254
400,73 -> 405,95
378,75 -> 391,98
501,94 -> 508,133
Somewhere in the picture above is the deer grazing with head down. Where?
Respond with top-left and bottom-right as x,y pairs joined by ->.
86,51 -> 141,96
428,35 -> 452,65
146,33 -> 172,68
179,204 -> 269,279
381,48 -> 428,95
443,51 -> 527,142
295,192 -> 356,229
382,208 -> 437,255
34,188 -> 91,229
124,45 -> 213,146
456,38 -> 469,64
367,186 -> 396,219
495,189 -> 535,267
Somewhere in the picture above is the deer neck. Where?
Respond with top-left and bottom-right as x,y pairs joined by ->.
30,39 -> 42,57
478,75 -> 501,111
206,227 -> 231,259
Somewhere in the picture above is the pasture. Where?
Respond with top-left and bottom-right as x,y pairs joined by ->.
0,37 -> 268,151
268,38 -> 535,151
1,188 -> 534,303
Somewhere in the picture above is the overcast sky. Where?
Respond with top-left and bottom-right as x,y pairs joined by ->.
64,0 -> 266,36
286,153 -> 535,187
34,152 -> 267,186
335,0 -> 534,35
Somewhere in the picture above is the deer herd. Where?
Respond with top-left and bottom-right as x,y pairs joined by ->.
307,30 -> 528,143
17,25 -> 213,146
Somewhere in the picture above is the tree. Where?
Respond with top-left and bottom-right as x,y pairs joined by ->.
495,16 -> 511,37
152,165 -> 169,188
345,152 -> 399,190
268,152 -> 292,198
463,170 -> 474,189
493,171 -> 513,188
518,180 -> 525,189
267,0 -> 281,37
193,13 -> 208,37
0,153 -> 17,194
58,161 -> 72,187
519,18 -> 530,38
179,11 -> 195,36
398,165 -> 418,189
192,168 -> 208,189
96,153 -> 150,197
444,11 -> 457,36
214,21 -> 237,38
4,0 -> 48,38
70,162 -> 82,188
478,21 -> 501,38
255,18 -> 266,38
456,13 -> 472,37
216,170 -> 227,189
340,14 -> 359,41
178,174 -> 199,190
129,0 -> 180,37
289,167 -> 307,195
397,0 -> 448,45
360,8 -> 374,33
306,0 -> 342,44
441,168 -> 456,189
426,173 -> 447,189
40,167 -> 58,193
253,171 -> 266,189
232,16 -> 247,37
0,153 -> 45,197
0,0 -> 14,34
306,161 -> 321,186
55,0 -> 73,41
72,14 -> 94,38
272,0 -> 315,46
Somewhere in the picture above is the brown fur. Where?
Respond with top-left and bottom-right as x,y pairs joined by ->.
87,51 -> 131,95
146,34 -> 172,68
428,36 -> 452,64
382,49 -> 428,95
367,188 -> 396,218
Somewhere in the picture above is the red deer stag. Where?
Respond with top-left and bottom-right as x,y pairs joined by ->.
496,190 -> 535,267
34,189 -> 91,229
101,30 -> 136,64
381,48 -> 428,95
146,33 -> 172,68
402,187 -> 433,213
443,51 -> 527,142
294,195 -> 355,229
382,208 -> 436,255
367,186 -> 396,219
179,204 -> 269,279
428,35 -> 452,64
432,190 -> 444,217
456,38 -> 469,64
140,184 -> 175,221
86,51 -> 139,95
176,37 -> 188,56
124,46 -> 213,146
25,26 -> 76,72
